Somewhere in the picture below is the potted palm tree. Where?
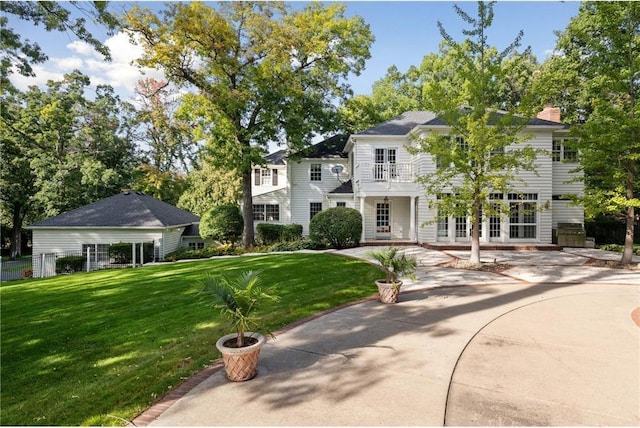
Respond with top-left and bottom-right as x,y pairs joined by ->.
204,270 -> 279,381
369,247 -> 417,304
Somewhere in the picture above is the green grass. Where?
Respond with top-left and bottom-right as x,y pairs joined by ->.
1,253 -> 382,426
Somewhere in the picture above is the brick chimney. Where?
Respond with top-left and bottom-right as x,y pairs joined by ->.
537,104 -> 561,123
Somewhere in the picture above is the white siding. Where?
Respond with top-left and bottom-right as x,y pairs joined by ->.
288,159 -> 349,235
252,165 -> 287,197
552,162 -> 583,196
162,227 -> 186,257
252,188 -> 291,230
552,201 -> 584,228
32,228 -> 164,256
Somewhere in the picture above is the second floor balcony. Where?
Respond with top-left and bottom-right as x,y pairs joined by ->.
358,162 -> 415,183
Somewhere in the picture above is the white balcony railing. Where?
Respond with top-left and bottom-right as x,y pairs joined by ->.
359,162 -> 414,183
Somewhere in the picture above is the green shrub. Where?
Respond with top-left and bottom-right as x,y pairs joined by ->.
166,244 -> 246,261
597,243 -> 640,256
109,242 -> 154,263
56,256 -> 85,273
282,224 -> 303,242
200,204 -> 244,245
268,239 -> 325,252
309,207 -> 362,249
257,223 -> 303,245
256,223 -> 282,245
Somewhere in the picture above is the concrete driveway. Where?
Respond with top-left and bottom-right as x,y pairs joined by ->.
132,247 -> 640,426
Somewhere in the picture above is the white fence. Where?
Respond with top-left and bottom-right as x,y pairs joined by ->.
32,242 -> 155,278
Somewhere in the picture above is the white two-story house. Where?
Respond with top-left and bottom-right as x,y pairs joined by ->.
252,107 -> 584,245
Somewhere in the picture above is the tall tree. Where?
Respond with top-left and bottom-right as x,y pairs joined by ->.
546,2 -> 639,263
409,1 -> 539,264
0,91 -> 39,259
177,156 -> 242,217
130,78 -> 200,204
340,45 -> 537,134
0,1 -> 118,91
124,1 -> 373,247
0,71 -> 137,257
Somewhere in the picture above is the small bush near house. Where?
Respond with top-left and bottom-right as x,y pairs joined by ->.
167,244 -> 246,261
309,207 -> 362,249
200,204 -> 244,245
282,224 -> 303,242
257,223 -> 303,245
109,242 -> 155,264
55,256 -> 85,274
257,223 -> 282,245
268,238 -> 325,252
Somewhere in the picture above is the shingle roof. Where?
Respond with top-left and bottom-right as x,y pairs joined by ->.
265,149 -> 287,165
357,110 -> 568,136
358,111 -> 438,135
29,191 -> 200,228
265,135 -> 348,164
299,134 -> 348,158
329,179 -> 353,194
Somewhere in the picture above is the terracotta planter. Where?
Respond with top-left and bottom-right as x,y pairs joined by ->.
215,332 -> 265,381
375,280 -> 403,304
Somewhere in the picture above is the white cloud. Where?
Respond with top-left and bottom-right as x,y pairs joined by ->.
9,31 -> 167,101
9,64 -> 64,91
51,57 -> 84,71
66,40 -> 99,57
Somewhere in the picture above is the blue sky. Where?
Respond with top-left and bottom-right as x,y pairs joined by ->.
8,1 -> 581,99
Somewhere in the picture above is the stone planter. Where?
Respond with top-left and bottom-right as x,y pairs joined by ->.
215,332 -> 265,381
375,280 -> 403,304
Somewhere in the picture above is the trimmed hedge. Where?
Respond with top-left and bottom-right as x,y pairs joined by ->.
166,244 -> 246,260
200,204 -> 244,245
56,256 -> 85,274
309,207 -> 362,249
256,223 -> 303,245
268,239 -> 325,252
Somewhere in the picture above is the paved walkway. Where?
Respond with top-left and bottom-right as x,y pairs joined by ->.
133,247 -> 640,426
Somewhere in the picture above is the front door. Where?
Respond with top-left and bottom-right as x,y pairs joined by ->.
376,200 -> 391,240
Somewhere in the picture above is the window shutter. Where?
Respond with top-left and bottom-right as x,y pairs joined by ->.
254,169 -> 261,186
272,169 -> 278,186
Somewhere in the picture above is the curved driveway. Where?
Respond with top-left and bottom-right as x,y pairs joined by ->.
134,247 -> 640,426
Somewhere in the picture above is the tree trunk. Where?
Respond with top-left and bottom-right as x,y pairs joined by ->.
470,201 -> 481,265
10,207 -> 24,260
621,171 -> 635,264
241,170 -> 255,249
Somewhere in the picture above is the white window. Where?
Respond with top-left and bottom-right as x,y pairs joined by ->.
253,204 -> 280,221
254,168 -> 278,186
552,138 -> 578,162
336,202 -> 346,207
310,164 -> 321,181
508,193 -> 537,239
81,244 -> 110,263
188,242 -> 205,250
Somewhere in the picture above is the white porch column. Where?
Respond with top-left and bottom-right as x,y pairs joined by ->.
409,196 -> 416,242
360,197 -> 366,243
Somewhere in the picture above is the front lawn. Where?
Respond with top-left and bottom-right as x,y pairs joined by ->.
1,253 -> 381,426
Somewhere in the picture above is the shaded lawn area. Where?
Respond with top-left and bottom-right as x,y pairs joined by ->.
1,253 -> 382,426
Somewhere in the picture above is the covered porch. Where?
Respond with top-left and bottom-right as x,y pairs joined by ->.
358,195 -> 419,244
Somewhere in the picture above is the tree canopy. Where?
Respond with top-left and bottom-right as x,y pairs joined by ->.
408,1 -> 539,264
0,1 -> 118,91
124,1 -> 374,247
537,2 -> 639,263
